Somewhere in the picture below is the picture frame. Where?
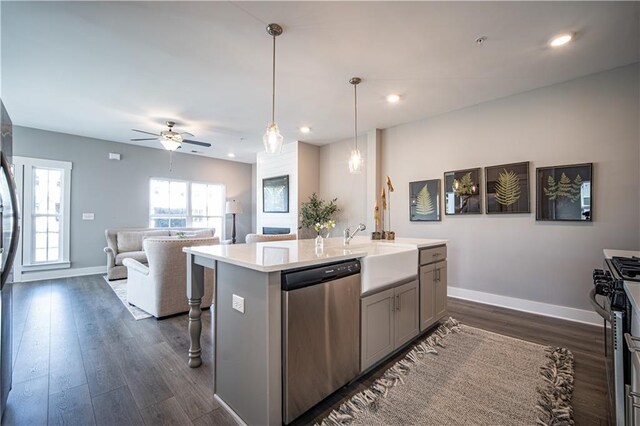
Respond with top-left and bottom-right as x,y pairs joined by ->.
485,161 -> 530,214
536,163 -> 592,221
262,175 -> 289,213
409,179 -> 441,221
444,168 -> 482,215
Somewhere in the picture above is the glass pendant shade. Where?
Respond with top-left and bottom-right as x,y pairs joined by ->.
348,147 -> 363,174
263,123 -> 283,155
160,139 -> 181,151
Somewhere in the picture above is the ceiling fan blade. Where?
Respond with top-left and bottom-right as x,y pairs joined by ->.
183,139 -> 211,147
180,131 -> 195,137
130,138 -> 158,141
131,129 -> 160,136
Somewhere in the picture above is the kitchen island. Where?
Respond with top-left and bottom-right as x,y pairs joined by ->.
183,236 -> 447,425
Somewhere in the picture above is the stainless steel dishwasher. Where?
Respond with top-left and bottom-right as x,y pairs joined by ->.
282,259 -> 361,424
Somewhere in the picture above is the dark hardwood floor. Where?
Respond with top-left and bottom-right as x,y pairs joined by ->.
2,275 -> 607,425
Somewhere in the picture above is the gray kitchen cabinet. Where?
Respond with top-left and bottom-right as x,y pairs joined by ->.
361,288 -> 395,371
435,260 -> 448,319
420,263 -> 436,331
361,280 -> 419,372
420,245 -> 448,332
394,280 -> 420,348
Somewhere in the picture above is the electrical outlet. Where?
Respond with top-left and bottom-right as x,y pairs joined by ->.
82,213 -> 95,220
232,294 -> 245,314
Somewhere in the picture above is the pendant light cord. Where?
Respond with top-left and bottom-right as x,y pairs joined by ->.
271,35 -> 276,125
354,83 -> 358,150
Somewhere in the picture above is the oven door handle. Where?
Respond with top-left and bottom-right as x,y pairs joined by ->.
625,333 -> 640,352
589,288 -> 611,322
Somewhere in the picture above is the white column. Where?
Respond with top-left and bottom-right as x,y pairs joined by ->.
366,129 -> 382,233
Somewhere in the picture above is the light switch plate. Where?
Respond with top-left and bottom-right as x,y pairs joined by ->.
232,294 -> 245,314
82,213 -> 95,220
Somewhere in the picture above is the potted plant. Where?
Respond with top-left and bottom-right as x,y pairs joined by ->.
300,193 -> 339,246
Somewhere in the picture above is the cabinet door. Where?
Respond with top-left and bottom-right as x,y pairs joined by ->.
435,260 -> 448,319
420,263 -> 436,332
394,280 -> 419,348
361,288 -> 395,372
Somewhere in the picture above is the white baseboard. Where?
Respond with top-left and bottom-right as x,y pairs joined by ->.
448,286 -> 602,327
17,266 -> 106,283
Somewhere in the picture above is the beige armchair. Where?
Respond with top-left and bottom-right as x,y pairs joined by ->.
123,236 -> 218,318
245,233 -> 297,244
104,227 -> 216,280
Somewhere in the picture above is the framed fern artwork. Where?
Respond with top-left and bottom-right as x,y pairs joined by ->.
410,179 -> 441,221
444,168 -> 482,215
536,163 -> 592,221
485,162 -> 530,214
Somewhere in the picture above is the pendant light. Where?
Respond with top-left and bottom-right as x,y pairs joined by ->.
263,23 -> 284,155
348,77 -> 363,174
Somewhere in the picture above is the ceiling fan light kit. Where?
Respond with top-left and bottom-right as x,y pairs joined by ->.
130,120 -> 211,153
348,77 -> 364,174
263,23 -> 284,155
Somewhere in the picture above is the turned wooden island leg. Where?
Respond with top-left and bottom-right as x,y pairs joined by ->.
186,252 -> 210,368
188,298 -> 202,368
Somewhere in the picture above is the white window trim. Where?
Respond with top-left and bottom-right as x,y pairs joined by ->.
14,157 -> 72,275
149,177 -> 226,237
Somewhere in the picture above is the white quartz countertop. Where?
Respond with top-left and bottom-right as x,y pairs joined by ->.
183,236 -> 447,272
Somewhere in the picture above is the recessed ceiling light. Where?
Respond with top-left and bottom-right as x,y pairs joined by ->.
549,33 -> 573,47
386,94 -> 401,104
227,153 -> 236,158
299,126 -> 311,134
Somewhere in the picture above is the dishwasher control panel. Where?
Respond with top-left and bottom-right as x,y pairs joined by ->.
281,259 -> 361,291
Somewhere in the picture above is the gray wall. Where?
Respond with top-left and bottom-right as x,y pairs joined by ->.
318,64 -> 639,311
14,126 -> 253,269
319,135 -> 368,236
379,64 -> 639,311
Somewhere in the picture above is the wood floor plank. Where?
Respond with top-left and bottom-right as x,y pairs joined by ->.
2,375 -> 49,426
112,337 -> 174,410
91,386 -> 144,426
192,408 -> 237,426
81,338 -> 128,398
139,396 -> 193,426
48,384 -> 96,426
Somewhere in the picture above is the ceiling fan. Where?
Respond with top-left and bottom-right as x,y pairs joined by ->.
131,121 -> 211,151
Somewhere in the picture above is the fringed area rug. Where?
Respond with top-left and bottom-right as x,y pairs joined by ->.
320,318 -> 574,426
102,276 -> 153,320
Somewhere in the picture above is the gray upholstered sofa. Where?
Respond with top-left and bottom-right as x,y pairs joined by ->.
104,227 -> 216,280
123,237 -> 217,318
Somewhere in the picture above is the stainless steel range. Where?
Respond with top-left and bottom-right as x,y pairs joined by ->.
589,255 -> 640,426
591,256 -> 636,425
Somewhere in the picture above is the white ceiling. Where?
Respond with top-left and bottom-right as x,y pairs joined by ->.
2,1 -> 639,163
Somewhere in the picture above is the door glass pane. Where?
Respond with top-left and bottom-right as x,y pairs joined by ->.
35,216 -> 48,233
210,217 -> 222,236
151,218 -> 170,228
169,218 -> 186,228
48,247 -> 59,262
150,179 -> 170,215
35,248 -> 47,262
192,183 -> 207,216
35,233 -> 47,249
48,217 -> 60,233
208,185 -> 224,216
169,181 -> 187,215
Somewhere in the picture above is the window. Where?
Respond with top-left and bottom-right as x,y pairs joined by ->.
14,157 -> 72,270
149,178 -> 225,235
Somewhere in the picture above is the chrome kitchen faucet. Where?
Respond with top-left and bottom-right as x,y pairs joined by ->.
344,223 -> 366,245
